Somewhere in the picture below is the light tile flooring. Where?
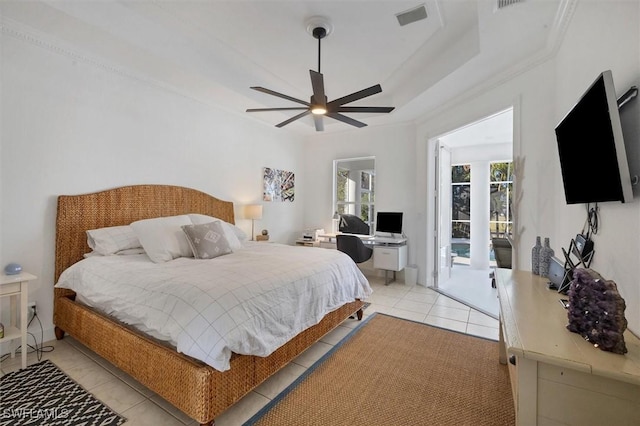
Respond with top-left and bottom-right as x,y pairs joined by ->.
0,275 -> 499,426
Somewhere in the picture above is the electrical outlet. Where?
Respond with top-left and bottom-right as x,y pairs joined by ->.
27,302 -> 36,322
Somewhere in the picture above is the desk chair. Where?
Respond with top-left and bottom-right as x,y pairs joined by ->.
338,214 -> 370,235
336,234 -> 373,264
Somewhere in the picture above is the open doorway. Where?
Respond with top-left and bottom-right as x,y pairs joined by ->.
431,108 -> 513,318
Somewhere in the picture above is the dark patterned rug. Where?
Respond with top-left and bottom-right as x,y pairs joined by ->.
0,360 -> 125,426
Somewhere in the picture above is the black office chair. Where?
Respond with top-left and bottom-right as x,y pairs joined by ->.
338,214 -> 370,235
336,234 -> 373,264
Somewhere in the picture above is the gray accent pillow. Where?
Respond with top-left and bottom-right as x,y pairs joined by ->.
181,221 -> 232,259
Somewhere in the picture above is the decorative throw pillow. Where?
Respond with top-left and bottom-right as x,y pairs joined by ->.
182,221 -> 232,259
188,214 -> 244,249
566,268 -> 628,354
87,225 -> 142,255
130,215 -> 193,263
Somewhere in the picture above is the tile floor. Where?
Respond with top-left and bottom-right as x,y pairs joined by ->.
435,265 -> 500,319
0,275 -> 499,426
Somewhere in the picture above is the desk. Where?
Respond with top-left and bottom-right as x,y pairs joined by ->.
318,234 -> 408,284
496,269 -> 640,425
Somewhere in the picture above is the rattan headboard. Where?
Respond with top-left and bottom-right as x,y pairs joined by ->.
54,184 -> 235,281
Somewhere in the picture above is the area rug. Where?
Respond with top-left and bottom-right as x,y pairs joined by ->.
244,313 -> 514,426
0,360 -> 125,426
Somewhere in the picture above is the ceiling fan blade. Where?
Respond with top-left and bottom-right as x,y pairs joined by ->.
310,70 -> 326,107
276,110 -> 311,128
335,106 -> 395,113
250,87 -> 310,106
313,115 -> 324,131
327,84 -> 382,107
246,107 -> 309,112
326,112 -> 367,128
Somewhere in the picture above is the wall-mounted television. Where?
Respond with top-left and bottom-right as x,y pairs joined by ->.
376,212 -> 403,234
555,70 -> 633,204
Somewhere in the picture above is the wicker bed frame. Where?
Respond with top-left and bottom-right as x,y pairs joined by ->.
53,184 -> 364,425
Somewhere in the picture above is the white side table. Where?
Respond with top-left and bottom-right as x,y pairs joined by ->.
1,272 -> 36,369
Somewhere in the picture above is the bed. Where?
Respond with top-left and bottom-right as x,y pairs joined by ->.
53,184 -> 368,425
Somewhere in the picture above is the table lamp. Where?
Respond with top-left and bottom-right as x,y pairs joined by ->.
245,204 -> 263,241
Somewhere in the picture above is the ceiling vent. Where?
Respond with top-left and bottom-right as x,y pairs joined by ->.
396,4 -> 428,27
497,0 -> 525,9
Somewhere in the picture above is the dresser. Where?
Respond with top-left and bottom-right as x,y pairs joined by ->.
496,269 -> 640,425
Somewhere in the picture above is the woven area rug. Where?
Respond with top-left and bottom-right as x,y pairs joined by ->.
245,313 -> 514,426
0,360 -> 125,426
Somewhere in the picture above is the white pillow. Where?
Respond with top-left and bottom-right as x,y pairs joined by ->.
87,225 -> 141,255
130,215 -> 193,263
83,248 -> 146,258
188,214 -> 244,250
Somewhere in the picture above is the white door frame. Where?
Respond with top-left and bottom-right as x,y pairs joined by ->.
433,141 -> 452,288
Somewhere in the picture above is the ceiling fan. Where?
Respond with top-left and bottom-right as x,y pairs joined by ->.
246,21 -> 394,131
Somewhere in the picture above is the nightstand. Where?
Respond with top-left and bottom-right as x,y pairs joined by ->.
1,272 -> 36,369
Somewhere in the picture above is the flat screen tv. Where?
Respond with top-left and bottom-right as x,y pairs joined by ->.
555,70 -> 633,204
376,212 -> 403,234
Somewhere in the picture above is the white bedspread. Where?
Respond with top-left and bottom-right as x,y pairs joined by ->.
55,242 -> 372,371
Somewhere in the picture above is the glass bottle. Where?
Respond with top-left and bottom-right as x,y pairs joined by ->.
532,236 -> 542,275
539,237 -> 554,278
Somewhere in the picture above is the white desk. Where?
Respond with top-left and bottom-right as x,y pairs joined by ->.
317,233 -> 407,245
317,233 -> 408,284
496,268 -> 640,425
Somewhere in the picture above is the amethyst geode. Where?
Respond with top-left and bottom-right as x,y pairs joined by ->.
566,268 -> 628,354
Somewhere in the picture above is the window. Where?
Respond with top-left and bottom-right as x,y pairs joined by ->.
451,164 -> 471,240
489,162 -> 513,237
334,157 -> 375,231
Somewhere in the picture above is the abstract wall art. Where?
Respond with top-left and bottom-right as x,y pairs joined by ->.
263,167 -> 295,202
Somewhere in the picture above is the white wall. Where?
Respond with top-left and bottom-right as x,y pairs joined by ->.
0,32 -> 306,343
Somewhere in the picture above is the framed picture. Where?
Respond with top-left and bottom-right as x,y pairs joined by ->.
263,167 -> 295,202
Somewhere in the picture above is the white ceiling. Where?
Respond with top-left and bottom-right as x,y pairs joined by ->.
1,0 -> 569,134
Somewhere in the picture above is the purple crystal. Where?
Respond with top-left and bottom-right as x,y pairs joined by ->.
566,268 -> 628,354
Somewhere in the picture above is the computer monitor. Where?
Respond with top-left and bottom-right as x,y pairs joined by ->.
375,212 -> 403,235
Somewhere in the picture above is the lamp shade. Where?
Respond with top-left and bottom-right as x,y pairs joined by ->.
245,204 -> 263,220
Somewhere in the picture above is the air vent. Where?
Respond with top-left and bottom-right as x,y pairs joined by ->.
497,0 -> 525,9
396,4 -> 428,27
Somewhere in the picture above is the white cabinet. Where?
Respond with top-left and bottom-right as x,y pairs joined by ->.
373,245 -> 407,271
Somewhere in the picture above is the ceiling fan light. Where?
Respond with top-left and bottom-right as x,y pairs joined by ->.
311,106 -> 327,115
